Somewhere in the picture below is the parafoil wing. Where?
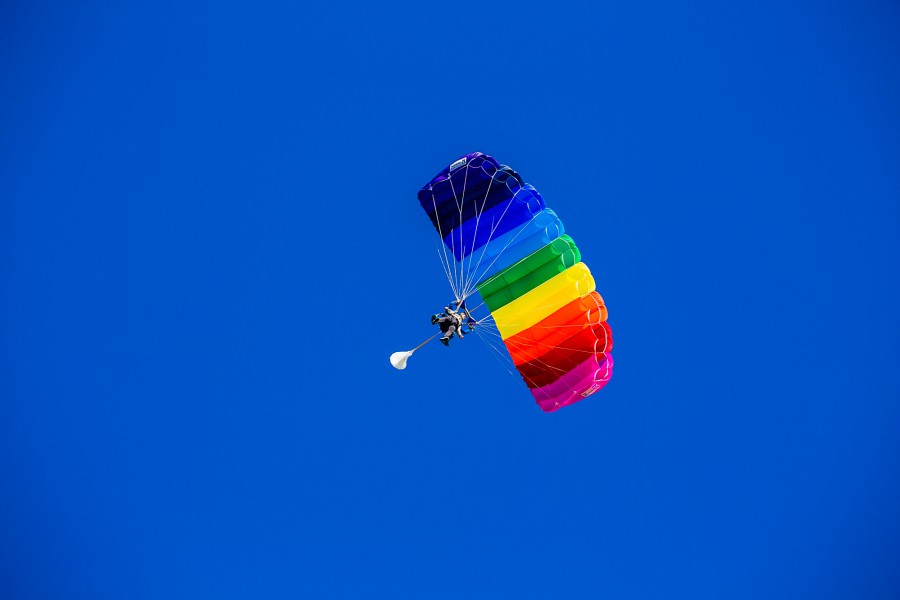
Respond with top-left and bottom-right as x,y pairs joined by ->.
417,152 -> 613,412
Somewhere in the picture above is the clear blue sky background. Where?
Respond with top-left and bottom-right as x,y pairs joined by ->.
2,1 -> 899,598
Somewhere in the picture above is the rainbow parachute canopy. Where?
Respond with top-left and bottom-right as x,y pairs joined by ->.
417,152 -> 613,412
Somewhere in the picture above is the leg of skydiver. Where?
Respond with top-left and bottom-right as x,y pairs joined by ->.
440,324 -> 457,346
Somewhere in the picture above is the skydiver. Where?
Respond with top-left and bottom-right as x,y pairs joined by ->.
431,300 -> 475,346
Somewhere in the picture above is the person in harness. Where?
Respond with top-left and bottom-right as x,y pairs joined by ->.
431,300 -> 476,346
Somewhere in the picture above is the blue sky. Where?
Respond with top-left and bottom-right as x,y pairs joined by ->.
1,1 -> 899,598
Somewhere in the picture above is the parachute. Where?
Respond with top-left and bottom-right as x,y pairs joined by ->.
400,152 -> 613,412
